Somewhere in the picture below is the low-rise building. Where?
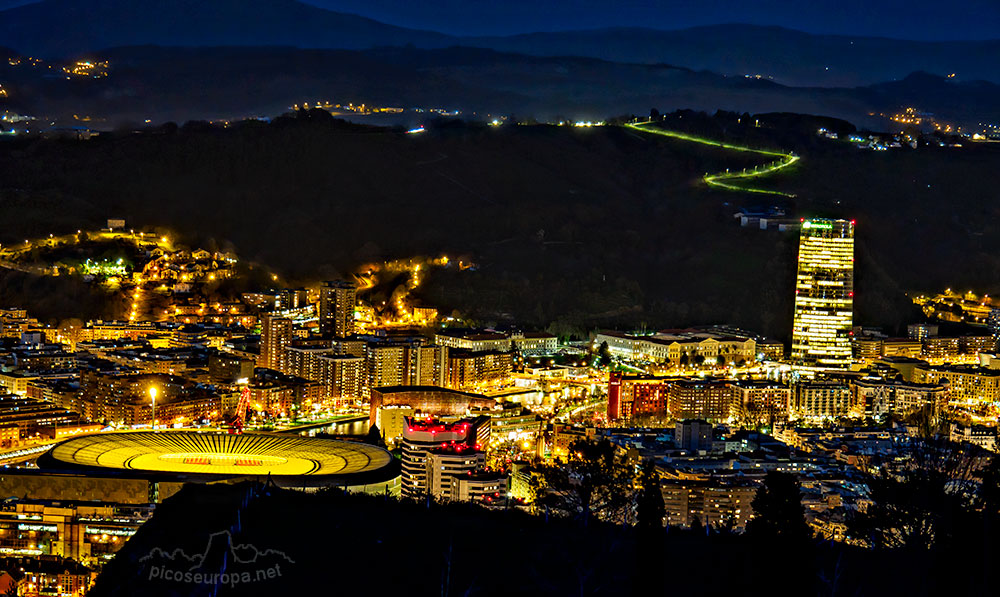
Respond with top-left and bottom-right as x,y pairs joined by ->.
730,380 -> 791,424
950,422 -> 997,452
667,378 -> 733,421
914,364 -> 1000,404
922,337 -> 960,360
594,330 -> 756,366
450,471 -> 508,505
795,381 -> 851,419
660,478 -> 757,530
960,335 -> 997,356
446,350 -> 513,392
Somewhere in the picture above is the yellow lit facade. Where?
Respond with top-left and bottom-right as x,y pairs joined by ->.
792,219 -> 855,368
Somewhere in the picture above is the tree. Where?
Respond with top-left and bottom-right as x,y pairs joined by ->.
716,355 -> 726,367
848,437 -> 980,551
979,454 -> 1000,519
636,459 -> 664,532
598,341 -> 612,368
365,423 -> 386,448
536,439 -> 636,526
747,471 -> 811,544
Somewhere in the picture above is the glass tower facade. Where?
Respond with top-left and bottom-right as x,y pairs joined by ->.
791,219 -> 855,368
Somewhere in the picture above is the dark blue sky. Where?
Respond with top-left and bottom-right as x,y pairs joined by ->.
0,0 -> 996,40
302,0 -> 999,40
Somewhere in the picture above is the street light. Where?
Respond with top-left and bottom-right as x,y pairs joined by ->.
149,386 -> 158,430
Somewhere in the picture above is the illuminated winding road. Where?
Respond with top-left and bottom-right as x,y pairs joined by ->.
625,121 -> 799,197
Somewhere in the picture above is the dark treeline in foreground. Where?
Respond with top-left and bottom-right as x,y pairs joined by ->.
92,433 -> 1000,596
5,110 -> 999,336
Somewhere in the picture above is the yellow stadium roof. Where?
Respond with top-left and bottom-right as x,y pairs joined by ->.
43,431 -> 394,479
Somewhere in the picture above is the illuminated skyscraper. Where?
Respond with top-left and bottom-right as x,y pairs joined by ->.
319,280 -> 356,338
791,218 -> 855,368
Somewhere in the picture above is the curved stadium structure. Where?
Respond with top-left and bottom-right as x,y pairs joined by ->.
38,431 -> 398,486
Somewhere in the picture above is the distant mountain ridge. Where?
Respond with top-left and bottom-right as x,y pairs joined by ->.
4,45 -> 998,129
1,0 -> 998,87
0,0 -> 449,57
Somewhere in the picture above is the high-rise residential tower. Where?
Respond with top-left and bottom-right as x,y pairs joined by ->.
260,313 -> 293,371
319,280 -> 356,338
791,218 -> 855,368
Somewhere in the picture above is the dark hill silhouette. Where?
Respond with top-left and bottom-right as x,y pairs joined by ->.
92,480 -> 1000,596
856,71 -> 1000,121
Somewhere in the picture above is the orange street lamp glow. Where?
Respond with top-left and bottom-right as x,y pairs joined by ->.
149,386 -> 158,430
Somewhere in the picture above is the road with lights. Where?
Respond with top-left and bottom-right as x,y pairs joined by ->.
625,121 -> 799,197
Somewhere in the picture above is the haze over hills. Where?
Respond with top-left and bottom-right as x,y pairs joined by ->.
1,0 -> 997,88
468,26 -> 1000,88
3,45 -> 999,129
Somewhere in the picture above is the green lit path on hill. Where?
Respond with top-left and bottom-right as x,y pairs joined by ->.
625,121 -> 799,197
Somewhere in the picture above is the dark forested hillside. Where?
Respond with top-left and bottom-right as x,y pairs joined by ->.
2,112 -> 993,337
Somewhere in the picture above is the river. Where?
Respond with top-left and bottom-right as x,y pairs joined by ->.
296,418 -> 370,437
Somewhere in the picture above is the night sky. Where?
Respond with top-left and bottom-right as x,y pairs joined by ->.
0,0 -> 995,41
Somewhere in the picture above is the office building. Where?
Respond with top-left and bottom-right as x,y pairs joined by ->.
425,446 -> 487,500
400,416 -> 490,499
791,219 -> 855,368
449,471 -> 509,504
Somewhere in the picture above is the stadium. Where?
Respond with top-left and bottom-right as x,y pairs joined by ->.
38,431 -> 399,488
